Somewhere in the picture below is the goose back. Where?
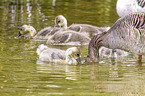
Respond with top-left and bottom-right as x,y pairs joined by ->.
36,44 -> 81,64
103,13 -> 145,54
34,27 -> 53,39
47,30 -> 91,45
36,44 -> 66,62
68,24 -> 110,37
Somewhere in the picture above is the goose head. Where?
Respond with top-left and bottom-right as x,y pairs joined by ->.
85,32 -> 108,63
65,47 -> 81,65
54,15 -> 67,30
17,25 -> 36,38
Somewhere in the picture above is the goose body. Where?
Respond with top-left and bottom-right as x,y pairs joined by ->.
36,44 -> 81,65
17,25 -> 59,39
55,15 -> 110,37
99,47 -> 133,58
47,30 -> 91,45
116,0 -> 145,17
17,15 -> 68,39
85,13 -> 145,63
68,24 -> 110,37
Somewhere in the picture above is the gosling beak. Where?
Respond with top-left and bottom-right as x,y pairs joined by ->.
76,57 -> 81,64
17,31 -> 22,38
54,23 -> 59,27
113,49 -> 117,52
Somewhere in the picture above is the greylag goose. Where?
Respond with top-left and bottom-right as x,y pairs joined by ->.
85,13 -> 145,63
116,0 -> 145,17
36,44 -> 81,65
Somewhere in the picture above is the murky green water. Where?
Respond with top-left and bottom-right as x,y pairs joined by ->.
0,0 -> 145,96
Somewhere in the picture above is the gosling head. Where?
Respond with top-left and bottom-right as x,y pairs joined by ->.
65,47 -> 81,65
17,25 -> 36,38
54,15 -> 67,29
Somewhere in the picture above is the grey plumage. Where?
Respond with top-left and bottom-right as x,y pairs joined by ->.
36,44 -> 81,64
47,30 -> 91,45
85,13 -> 145,63
137,0 -> 145,7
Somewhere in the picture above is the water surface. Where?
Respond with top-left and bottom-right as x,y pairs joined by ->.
0,0 -> 145,96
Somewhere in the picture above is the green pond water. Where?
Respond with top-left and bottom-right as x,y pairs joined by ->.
0,0 -> 145,96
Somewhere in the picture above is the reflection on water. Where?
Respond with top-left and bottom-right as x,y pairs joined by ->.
0,0 -> 145,96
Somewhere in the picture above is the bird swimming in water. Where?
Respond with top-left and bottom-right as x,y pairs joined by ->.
85,13 -> 145,63
16,15 -> 69,39
17,25 -> 52,39
55,15 -> 110,37
36,44 -> 81,65
99,47 -> 133,59
46,30 -> 91,45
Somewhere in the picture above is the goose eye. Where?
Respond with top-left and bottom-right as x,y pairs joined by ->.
58,20 -> 61,23
76,53 -> 80,57
20,28 -> 23,31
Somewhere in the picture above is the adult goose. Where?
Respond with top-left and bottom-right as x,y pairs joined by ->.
36,44 -> 81,65
85,13 -> 145,63
116,0 -> 145,17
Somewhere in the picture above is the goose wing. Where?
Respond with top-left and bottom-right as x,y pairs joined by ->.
37,27 -> 52,36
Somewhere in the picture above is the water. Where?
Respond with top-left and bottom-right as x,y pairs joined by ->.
0,0 -> 145,96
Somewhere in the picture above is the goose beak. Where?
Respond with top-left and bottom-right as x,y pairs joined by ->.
17,27 -> 23,38
76,57 -> 81,64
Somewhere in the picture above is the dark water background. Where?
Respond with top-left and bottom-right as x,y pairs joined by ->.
0,0 -> 145,96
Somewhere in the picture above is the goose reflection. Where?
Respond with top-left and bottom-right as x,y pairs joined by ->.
36,62 -> 80,81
